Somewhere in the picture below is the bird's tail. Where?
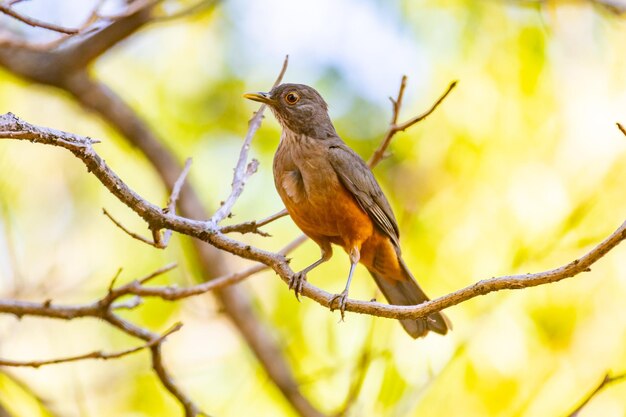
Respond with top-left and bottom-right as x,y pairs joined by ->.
368,258 -> 450,338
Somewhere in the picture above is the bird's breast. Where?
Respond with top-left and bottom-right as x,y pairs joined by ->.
272,134 -> 373,246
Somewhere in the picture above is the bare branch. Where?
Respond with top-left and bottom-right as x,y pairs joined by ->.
121,263 -> 268,301
104,313 -> 208,417
567,372 -> 626,417
138,263 -> 179,284
151,156 -> 193,247
107,268 -> 124,293
368,78 -> 457,168
58,1 -> 158,68
103,158 -> 192,248
0,260 -> 207,416
103,207 -> 160,246
0,3 -> 79,34
221,208 -> 289,236
209,55 -> 289,225
0,298 -> 100,320
390,75 -> 407,126
0,322 -> 182,368
150,343 -> 209,417
618,122 -> 626,137
167,157 -> 193,213
2,112 -> 624,322
112,236 -> 307,302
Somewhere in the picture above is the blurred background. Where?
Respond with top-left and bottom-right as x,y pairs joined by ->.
0,0 -> 625,416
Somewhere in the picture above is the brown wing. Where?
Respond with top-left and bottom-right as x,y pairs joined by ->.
327,142 -> 400,248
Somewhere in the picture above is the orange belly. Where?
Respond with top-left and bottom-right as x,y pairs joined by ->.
276,168 -> 374,252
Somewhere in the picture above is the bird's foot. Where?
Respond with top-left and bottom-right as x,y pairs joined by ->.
288,271 -> 307,301
329,290 -> 349,321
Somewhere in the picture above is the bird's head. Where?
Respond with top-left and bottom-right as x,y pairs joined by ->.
244,83 -> 336,138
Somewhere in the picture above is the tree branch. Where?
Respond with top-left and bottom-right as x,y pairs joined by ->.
368,78 -> 458,168
209,55 -> 289,226
0,3 -> 79,34
104,312 -> 208,417
0,322 -> 182,368
221,208 -> 289,236
108,235 -> 306,302
58,0 -> 159,68
283,219 -> 626,320
103,157 -> 192,248
567,372 -> 626,417
0,260 -> 208,416
2,112 -> 624,322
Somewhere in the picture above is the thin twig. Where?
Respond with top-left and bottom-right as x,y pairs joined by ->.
617,122 -> 626,137
208,55 -> 289,226
395,80 -> 457,131
0,322 -> 182,368
221,208 -> 289,236
120,263 -> 268,301
158,157 -> 193,246
103,208 -> 159,246
166,158 -> 193,213
0,0 -> 103,50
368,78 -> 457,168
103,158 -> 192,248
0,4 -> 79,34
104,312 -> 208,417
107,268 -> 123,293
150,344 -> 209,417
567,372 -> 626,417
112,237 -> 305,302
138,263 -> 179,284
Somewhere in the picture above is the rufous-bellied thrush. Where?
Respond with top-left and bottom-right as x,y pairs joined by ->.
244,84 -> 450,338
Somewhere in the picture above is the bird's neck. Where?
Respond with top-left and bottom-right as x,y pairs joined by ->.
275,112 -> 337,139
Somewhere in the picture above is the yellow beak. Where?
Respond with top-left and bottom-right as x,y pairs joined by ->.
243,92 -> 274,105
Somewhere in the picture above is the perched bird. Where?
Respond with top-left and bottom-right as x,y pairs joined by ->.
244,84 -> 450,338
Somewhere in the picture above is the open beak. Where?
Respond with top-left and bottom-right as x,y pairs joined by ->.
243,92 -> 274,105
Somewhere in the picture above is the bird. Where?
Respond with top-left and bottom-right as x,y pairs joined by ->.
244,83 -> 450,338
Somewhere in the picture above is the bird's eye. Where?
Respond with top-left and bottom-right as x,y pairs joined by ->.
285,91 -> 300,105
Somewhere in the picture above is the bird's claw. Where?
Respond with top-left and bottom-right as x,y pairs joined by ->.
289,271 -> 307,301
329,290 -> 349,321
